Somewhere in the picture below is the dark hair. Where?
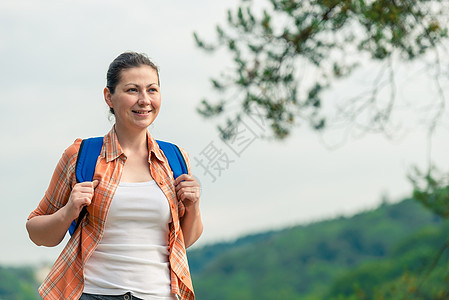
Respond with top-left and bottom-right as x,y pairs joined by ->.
107,52 -> 160,115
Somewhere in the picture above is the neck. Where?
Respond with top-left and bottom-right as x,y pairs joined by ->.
114,124 -> 148,153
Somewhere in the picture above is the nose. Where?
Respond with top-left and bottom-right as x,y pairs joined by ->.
138,91 -> 152,106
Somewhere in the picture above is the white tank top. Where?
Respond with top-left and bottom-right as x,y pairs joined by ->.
83,181 -> 177,300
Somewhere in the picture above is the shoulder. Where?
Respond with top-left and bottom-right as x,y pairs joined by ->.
177,146 -> 190,161
62,138 -> 83,162
65,138 -> 83,154
55,138 -> 84,177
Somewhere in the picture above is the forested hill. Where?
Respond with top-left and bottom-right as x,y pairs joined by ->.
3,198 -> 449,299
188,199 -> 449,299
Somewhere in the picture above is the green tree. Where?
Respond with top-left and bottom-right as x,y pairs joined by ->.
195,0 -> 449,245
194,0 -> 449,297
194,0 -> 448,140
410,166 -> 449,218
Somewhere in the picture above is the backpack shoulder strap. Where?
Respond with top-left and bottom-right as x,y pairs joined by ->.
75,137 -> 104,183
156,140 -> 188,179
68,137 -> 103,236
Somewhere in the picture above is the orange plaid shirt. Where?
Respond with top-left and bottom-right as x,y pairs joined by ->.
28,127 -> 195,300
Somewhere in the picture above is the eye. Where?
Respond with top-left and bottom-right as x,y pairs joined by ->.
148,87 -> 159,93
127,88 -> 138,93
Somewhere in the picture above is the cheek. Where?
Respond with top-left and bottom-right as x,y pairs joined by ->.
153,97 -> 162,110
114,96 -> 134,109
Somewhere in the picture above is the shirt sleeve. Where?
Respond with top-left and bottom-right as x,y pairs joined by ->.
27,139 -> 82,220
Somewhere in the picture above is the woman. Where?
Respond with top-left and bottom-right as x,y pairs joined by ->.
26,52 -> 203,300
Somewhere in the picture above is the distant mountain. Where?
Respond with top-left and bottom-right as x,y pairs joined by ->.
188,199 -> 449,299
3,198 -> 448,299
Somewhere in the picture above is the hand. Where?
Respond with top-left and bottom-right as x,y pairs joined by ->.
64,180 -> 99,221
174,174 -> 200,208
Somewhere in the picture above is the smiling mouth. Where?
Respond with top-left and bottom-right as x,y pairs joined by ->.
132,110 -> 152,114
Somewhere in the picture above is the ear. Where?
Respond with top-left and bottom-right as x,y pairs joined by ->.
104,87 -> 113,109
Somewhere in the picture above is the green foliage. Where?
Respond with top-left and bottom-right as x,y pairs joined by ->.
189,199 -> 449,299
194,0 -> 449,139
328,224 -> 449,299
409,166 -> 449,218
0,266 -> 40,300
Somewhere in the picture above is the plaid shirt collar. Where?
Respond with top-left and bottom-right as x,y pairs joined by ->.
104,126 -> 166,163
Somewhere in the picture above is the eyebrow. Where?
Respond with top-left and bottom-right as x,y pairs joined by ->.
124,82 -> 159,87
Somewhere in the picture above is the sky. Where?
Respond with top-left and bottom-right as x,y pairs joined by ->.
1,0 -> 448,266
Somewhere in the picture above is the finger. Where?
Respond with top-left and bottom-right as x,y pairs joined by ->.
177,187 -> 199,201
75,181 -> 99,192
178,194 -> 198,204
177,189 -> 189,202
77,181 -> 96,186
73,186 -> 96,196
176,186 -> 187,199
70,197 -> 91,212
76,199 -> 91,211
175,177 -> 198,189
74,182 -> 95,191
178,184 -> 199,193
78,197 -> 90,206
175,180 -> 189,191
174,174 -> 190,185
175,182 -> 197,194
83,197 -> 92,206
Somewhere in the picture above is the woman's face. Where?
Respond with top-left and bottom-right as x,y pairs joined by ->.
104,65 -> 161,134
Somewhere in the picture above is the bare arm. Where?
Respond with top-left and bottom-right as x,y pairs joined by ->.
180,202 -> 203,248
175,174 -> 203,248
26,181 -> 98,247
26,205 -> 75,247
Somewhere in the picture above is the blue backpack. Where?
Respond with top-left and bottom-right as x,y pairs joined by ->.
68,137 -> 188,236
